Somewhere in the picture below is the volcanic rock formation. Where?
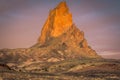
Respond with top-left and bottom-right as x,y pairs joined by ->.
38,1 -> 72,44
33,1 -> 100,58
1,2 -> 120,80
0,1 -> 101,71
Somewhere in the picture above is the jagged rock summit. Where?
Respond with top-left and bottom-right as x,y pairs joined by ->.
1,2 -> 120,79
0,1 -> 101,71
33,1 -> 100,58
38,1 -> 72,44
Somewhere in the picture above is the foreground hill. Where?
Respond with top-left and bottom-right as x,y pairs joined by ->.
0,58 -> 120,80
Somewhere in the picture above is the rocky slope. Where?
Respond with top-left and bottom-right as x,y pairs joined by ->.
0,1 -> 100,71
33,1 -> 100,58
0,2 -> 120,80
0,58 -> 120,80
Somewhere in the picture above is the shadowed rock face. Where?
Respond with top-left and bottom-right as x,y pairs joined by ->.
0,64 -> 11,70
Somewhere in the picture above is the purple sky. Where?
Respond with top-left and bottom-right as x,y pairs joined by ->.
0,0 -> 120,59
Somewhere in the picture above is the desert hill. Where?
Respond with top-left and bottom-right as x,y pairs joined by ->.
0,1 -> 100,66
33,1 -> 100,59
0,1 -> 120,80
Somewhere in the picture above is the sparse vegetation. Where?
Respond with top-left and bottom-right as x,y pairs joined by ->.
0,58 -> 120,80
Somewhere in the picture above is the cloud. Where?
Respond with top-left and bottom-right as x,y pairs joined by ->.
100,51 -> 120,59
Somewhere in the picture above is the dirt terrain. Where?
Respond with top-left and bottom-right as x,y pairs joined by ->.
0,58 -> 120,80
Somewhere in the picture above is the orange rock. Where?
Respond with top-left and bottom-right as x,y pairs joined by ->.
0,2 -> 101,68
38,1 -> 72,44
35,1 -> 101,58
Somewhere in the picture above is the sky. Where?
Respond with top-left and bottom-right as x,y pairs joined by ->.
0,0 -> 120,59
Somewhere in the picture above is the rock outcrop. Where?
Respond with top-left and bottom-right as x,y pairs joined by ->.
34,1 -> 100,58
0,1 -> 101,71
38,1 -> 72,44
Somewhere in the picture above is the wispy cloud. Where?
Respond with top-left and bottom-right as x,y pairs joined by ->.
100,51 -> 120,59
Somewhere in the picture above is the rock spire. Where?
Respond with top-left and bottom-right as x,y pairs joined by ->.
38,1 -> 72,44
35,1 -> 100,58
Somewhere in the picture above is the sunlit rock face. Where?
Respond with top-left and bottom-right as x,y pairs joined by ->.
0,2 -> 101,69
36,1 -> 100,58
38,2 -> 72,44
